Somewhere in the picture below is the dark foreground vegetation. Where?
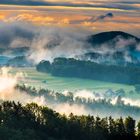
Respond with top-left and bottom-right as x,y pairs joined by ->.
0,101 -> 140,140
37,57 -> 140,84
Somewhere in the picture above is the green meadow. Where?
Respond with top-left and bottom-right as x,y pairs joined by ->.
9,67 -> 138,97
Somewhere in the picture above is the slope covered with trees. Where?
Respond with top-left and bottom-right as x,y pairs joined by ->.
15,85 -> 140,120
88,31 -> 140,45
36,57 -> 140,84
0,101 -> 140,140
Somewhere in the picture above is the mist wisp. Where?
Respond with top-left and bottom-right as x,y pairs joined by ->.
0,68 -> 140,120
0,22 -> 140,65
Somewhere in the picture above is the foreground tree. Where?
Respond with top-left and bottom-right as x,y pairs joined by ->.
0,101 -> 140,140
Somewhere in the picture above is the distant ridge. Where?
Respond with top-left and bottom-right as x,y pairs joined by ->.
88,31 -> 140,45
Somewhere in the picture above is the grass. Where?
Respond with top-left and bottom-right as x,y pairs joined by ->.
9,67 -> 135,95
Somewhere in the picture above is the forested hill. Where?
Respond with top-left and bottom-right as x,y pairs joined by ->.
0,101 -> 139,140
88,31 -> 140,45
36,58 -> 140,84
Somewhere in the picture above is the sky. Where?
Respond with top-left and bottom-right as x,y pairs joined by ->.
0,0 -> 139,37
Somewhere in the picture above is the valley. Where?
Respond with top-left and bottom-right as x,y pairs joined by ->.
9,67 -> 138,98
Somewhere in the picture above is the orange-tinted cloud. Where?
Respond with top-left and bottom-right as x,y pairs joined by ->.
0,4 -> 139,37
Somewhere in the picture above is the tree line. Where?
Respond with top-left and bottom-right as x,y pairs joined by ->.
0,101 -> 140,140
36,57 -> 140,84
16,84 -> 140,119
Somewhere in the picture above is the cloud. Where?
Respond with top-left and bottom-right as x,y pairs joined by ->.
0,22 -> 34,48
52,103 -> 92,116
0,22 -> 93,63
1,67 -> 140,119
0,67 -> 46,105
0,0 -> 140,12
70,13 -> 114,25
88,13 -> 114,22
28,25 -> 91,63
0,0 -> 49,6
0,21 -> 140,65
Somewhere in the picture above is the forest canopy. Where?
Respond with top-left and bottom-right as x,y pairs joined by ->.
0,101 -> 139,140
36,57 -> 140,84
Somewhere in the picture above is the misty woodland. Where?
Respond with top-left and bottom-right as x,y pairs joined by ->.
0,0 -> 140,140
0,101 -> 139,140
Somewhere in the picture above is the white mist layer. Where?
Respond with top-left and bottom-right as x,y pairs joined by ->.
63,89 -> 140,108
52,103 -> 92,116
0,22 -> 139,65
28,28 -> 139,64
28,26 -> 91,63
0,67 -> 45,105
122,98 -> 140,107
0,67 -> 90,115
1,67 -> 140,117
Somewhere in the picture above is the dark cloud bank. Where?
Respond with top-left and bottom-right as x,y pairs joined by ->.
0,0 -> 139,11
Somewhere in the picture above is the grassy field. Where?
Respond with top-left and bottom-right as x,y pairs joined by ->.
9,67 -> 136,95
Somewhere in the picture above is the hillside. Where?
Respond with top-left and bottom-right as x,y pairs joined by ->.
6,56 -> 32,67
80,31 -> 140,65
0,101 -> 138,140
88,31 -> 140,45
0,31 -> 140,67
36,57 -> 140,85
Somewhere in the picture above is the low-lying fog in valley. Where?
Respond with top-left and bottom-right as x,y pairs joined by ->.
0,22 -> 140,65
0,1 -> 140,139
0,22 -> 140,121
0,66 -> 140,120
